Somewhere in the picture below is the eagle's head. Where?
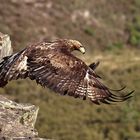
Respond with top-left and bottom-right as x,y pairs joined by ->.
65,39 -> 85,54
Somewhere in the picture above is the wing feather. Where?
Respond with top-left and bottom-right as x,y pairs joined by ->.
0,49 -> 28,86
85,69 -> 133,104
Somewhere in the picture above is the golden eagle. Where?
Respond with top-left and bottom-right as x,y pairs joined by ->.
0,39 -> 133,104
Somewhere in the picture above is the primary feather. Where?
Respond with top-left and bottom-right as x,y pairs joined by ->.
0,39 -> 133,105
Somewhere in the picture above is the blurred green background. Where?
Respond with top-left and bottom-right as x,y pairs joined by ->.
0,0 -> 140,140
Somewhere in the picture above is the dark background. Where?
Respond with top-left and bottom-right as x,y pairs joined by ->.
0,0 -> 140,140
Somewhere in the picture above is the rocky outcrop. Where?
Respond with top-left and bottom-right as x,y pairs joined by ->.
0,95 -> 39,139
0,32 -> 48,140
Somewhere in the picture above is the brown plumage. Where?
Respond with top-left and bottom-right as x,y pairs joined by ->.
0,39 -> 134,105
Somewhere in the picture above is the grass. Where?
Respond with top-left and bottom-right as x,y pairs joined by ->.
83,26 -> 95,36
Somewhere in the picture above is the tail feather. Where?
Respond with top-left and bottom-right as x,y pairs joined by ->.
89,61 -> 100,70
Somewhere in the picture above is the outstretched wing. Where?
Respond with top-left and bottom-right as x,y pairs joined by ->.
27,46 -> 133,104
85,69 -> 134,105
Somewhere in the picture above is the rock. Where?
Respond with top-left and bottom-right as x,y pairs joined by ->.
0,32 -> 13,60
0,32 -> 49,140
0,95 -> 39,139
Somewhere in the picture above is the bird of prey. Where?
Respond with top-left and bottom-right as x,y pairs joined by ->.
0,39 -> 133,105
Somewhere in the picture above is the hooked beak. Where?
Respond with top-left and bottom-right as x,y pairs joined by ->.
79,47 -> 85,54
